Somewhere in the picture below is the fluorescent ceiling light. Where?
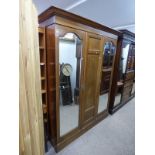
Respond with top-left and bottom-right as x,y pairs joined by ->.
113,24 -> 135,30
65,0 -> 87,11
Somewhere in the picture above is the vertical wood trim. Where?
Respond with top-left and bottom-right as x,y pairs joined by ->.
108,37 -> 123,112
19,0 -> 45,154
94,36 -> 104,115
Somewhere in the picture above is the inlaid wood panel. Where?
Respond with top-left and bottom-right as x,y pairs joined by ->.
83,33 -> 102,124
100,70 -> 111,94
88,37 -> 101,51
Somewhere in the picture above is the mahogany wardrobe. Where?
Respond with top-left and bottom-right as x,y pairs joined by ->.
108,30 -> 135,114
38,6 -> 122,152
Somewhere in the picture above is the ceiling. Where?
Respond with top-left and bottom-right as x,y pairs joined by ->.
33,0 -> 135,32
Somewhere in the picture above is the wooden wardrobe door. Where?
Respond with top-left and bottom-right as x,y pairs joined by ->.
82,33 -> 102,124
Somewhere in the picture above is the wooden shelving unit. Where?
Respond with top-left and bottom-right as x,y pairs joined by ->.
38,27 -> 48,152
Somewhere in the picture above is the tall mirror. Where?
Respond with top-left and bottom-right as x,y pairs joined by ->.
59,33 -> 82,137
114,44 -> 130,106
131,80 -> 135,95
129,44 -> 135,96
98,41 -> 116,113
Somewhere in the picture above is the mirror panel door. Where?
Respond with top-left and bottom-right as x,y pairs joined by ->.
58,33 -> 82,137
114,43 -> 130,106
129,44 -> 135,96
131,81 -> 135,94
98,41 -> 116,113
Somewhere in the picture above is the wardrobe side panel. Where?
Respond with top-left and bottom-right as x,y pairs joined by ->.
46,25 -> 57,145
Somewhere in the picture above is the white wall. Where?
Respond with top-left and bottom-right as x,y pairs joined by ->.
59,40 -> 77,96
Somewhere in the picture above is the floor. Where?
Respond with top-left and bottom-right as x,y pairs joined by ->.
47,98 -> 135,155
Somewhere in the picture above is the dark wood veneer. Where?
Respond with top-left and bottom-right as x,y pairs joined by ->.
38,6 -> 121,152
108,29 -> 135,114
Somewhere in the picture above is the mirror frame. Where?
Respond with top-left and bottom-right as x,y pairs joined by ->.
97,37 -> 117,118
109,38 -> 135,111
55,25 -> 86,140
113,42 -> 130,106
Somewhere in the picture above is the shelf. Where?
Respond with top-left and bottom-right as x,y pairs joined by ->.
38,27 -> 44,33
39,49 -> 45,63
41,77 -> 46,80
42,90 -> 46,93
103,67 -> 112,72
117,81 -> 123,87
38,27 -> 48,126
42,104 -> 47,114
39,46 -> 45,49
41,76 -> 45,80
40,63 -> 45,66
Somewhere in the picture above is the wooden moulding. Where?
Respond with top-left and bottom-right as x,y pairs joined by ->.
108,37 -> 123,113
38,6 -> 122,37
119,29 -> 135,43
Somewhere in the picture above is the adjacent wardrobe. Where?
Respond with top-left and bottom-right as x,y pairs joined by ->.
108,30 -> 135,114
38,6 -> 122,152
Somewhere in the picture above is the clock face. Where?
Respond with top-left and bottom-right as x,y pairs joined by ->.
62,64 -> 73,76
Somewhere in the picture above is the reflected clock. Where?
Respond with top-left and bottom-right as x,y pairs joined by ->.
60,63 -> 73,105
61,63 -> 73,76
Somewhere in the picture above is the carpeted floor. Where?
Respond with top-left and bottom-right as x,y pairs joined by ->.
46,98 -> 135,155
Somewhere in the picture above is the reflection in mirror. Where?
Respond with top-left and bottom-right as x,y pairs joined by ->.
114,44 -> 130,106
122,44 -> 130,73
127,44 -> 135,71
59,33 -> 82,136
98,42 -> 116,113
131,81 -> 135,94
